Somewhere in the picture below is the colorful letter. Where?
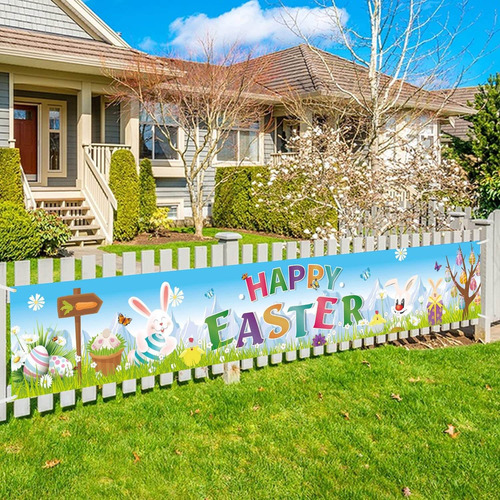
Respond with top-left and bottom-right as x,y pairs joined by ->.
307,265 -> 324,288
287,303 -> 314,338
288,265 -> 306,290
342,295 -> 364,325
314,297 -> 339,329
236,312 -> 264,348
205,310 -> 233,350
269,268 -> 288,295
246,272 -> 268,302
264,303 -> 291,339
325,266 -> 343,290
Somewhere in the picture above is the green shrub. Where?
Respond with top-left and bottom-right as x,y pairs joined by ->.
149,207 -> 171,238
30,210 -> 72,257
138,158 -> 157,232
213,166 -> 337,237
0,202 -> 41,261
109,149 -> 140,241
0,148 -> 24,208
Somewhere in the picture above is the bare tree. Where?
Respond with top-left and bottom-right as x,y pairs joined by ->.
280,0 -> 495,167
108,40 -> 273,237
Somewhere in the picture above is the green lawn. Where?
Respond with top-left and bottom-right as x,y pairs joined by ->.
0,342 -> 498,499
99,228 -> 292,268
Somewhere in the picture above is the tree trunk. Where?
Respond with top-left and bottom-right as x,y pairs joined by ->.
192,204 -> 204,239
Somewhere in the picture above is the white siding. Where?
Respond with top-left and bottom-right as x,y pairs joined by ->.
0,72 -> 9,147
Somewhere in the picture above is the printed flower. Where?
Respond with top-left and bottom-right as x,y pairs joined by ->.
54,337 -> 66,347
207,342 -> 213,348
159,354 -> 165,361
21,333 -> 39,346
125,362 -> 131,370
358,319 -> 369,326
395,248 -> 408,262
281,343 -> 286,350
39,374 -> 53,389
11,326 -> 20,336
224,347 -> 230,353
418,295 -> 425,304
116,365 -> 122,372
75,355 -> 81,363
148,367 -> 155,374
344,324 -> 351,330
90,362 -> 97,369
220,355 -> 225,362
312,334 -> 326,347
96,371 -> 102,378
168,287 -> 184,307
180,346 -> 205,367
11,351 -> 26,370
409,315 -> 419,326
171,363 -> 176,370
28,294 -> 45,311
337,321 -> 343,327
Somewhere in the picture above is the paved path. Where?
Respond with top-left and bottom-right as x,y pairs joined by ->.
491,323 -> 500,342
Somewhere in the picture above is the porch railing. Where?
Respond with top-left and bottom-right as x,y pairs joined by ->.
82,146 -> 117,243
270,152 -> 299,166
85,143 -> 132,181
20,165 -> 36,211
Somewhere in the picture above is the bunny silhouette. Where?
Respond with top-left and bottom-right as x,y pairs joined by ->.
384,275 -> 418,318
128,282 -> 177,366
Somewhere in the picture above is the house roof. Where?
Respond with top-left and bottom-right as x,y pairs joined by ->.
435,86 -> 477,140
0,26 -> 159,76
248,45 -> 471,115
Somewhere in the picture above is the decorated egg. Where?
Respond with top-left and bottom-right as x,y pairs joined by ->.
456,250 -> 463,266
474,294 -> 481,305
459,297 -> 465,310
444,268 -> 451,283
469,277 -> 477,291
469,250 -> 476,266
23,346 -> 49,381
49,355 -> 73,378
476,263 -> 480,276
460,271 -> 467,285
451,286 -> 458,298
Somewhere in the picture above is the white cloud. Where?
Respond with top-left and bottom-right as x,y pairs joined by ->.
167,0 -> 348,54
138,36 -> 159,52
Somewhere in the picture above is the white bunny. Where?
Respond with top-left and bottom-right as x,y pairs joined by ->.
127,282 -> 177,366
384,275 -> 418,318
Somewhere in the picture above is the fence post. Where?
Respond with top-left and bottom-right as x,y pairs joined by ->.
216,232 -> 241,384
449,211 -> 466,231
472,219 -> 494,343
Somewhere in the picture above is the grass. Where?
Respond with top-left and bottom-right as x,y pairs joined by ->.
0,342 -> 498,499
99,227 -> 293,268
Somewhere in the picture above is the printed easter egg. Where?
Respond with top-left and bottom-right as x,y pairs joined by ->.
456,250 -> 463,266
469,277 -> 477,291
469,250 -> 476,266
459,297 -> 465,310
49,355 -> 73,378
444,268 -> 451,283
459,271 -> 467,285
474,294 -> 481,305
476,263 -> 480,276
451,286 -> 458,298
23,345 -> 49,381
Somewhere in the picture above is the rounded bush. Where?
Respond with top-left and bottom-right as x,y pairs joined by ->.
138,158 -> 157,232
0,148 -> 24,208
109,149 -> 140,241
0,202 -> 41,261
30,209 -> 72,257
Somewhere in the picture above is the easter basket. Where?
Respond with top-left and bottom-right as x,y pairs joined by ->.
89,348 -> 124,376
87,330 -> 126,376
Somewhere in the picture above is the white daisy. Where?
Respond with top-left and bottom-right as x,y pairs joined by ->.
28,294 -> 45,311
21,333 -> 39,346
148,367 -> 155,374
90,362 -> 97,369
378,290 -> 387,300
344,324 -> 351,330
39,374 -> 53,389
418,295 -> 425,304
125,362 -> 131,370
171,363 -> 176,370
11,326 -> 20,336
395,248 -> 408,262
11,351 -> 26,370
224,347 -> 230,353
116,365 -> 122,372
207,342 -> 213,348
75,355 -> 81,363
159,355 -> 165,361
169,287 -> 184,307
54,337 -> 67,347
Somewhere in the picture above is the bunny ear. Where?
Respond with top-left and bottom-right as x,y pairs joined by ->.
128,297 -> 151,318
435,278 -> 443,289
405,275 -> 418,292
384,278 -> 398,289
428,278 -> 435,289
160,282 -> 170,312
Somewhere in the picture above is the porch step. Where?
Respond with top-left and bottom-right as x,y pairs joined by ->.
67,235 -> 106,247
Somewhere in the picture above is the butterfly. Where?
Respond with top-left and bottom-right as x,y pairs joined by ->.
311,279 -> 320,290
242,273 -> 249,280
52,336 -> 59,343
360,268 -> 371,281
205,288 -> 214,299
434,261 -> 442,272
118,313 -> 132,327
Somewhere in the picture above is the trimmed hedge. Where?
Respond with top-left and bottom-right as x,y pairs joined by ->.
0,148 -> 24,208
0,202 -> 41,261
31,209 -> 72,257
213,167 -> 337,237
138,158 -> 157,232
109,149 -> 140,241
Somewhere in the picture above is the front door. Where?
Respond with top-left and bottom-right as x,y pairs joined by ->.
14,104 -> 38,181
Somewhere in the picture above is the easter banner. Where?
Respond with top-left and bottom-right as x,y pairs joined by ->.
10,242 -> 481,398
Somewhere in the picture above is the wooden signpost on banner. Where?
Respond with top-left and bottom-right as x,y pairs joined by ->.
57,288 -> 102,378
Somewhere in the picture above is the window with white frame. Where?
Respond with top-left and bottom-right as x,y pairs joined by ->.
139,109 -> 179,161
218,122 -> 260,162
49,107 -> 61,171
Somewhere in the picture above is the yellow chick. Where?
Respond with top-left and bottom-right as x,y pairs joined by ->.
179,346 -> 205,367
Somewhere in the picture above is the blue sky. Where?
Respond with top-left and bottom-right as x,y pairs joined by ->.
85,0 -> 499,87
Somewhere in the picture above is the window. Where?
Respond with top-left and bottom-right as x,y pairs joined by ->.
139,110 -> 179,161
49,108 -> 61,171
218,122 -> 260,162
14,109 -> 32,120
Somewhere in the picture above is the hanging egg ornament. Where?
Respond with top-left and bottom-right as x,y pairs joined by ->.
459,297 -> 466,310
476,262 -> 480,276
451,286 -> 457,298
456,250 -> 463,266
445,268 -> 451,283
460,271 -> 467,285
474,294 -> 481,305
469,250 -> 476,266
469,276 -> 477,291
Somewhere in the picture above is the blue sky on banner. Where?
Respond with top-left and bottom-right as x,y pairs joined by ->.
11,243 -> 479,344
86,0 -> 499,87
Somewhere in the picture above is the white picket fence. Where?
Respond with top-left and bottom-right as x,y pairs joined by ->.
0,211 -> 498,421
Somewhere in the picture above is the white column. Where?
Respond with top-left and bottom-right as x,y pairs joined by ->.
77,81 -> 92,188
8,72 -> 15,147
121,100 -> 139,166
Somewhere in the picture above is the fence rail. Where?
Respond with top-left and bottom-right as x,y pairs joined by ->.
0,212 -> 498,421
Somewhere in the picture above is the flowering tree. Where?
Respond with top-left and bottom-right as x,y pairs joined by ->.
254,127 -> 473,238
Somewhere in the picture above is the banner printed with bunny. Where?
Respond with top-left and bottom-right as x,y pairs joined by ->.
9,242 -> 481,398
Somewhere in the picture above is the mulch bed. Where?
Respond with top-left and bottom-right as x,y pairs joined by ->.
391,327 -> 478,350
